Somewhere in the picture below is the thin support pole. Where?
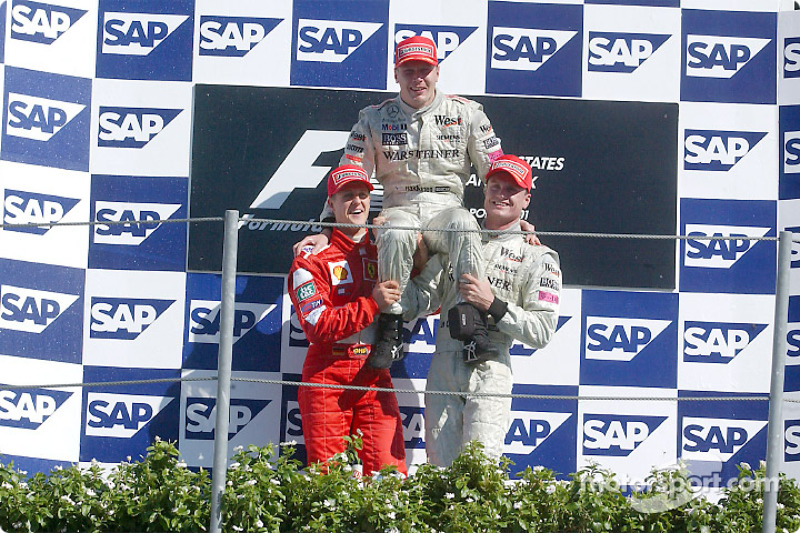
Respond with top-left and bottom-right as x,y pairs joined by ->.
762,231 -> 792,533
210,210 -> 239,533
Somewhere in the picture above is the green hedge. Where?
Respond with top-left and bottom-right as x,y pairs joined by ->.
1,437 -> 800,533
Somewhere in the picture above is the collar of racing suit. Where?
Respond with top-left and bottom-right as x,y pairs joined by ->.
396,89 -> 445,120
329,227 -> 372,253
481,220 -> 522,244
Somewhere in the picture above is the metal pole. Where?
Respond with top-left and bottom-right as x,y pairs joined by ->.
762,231 -> 792,533
210,210 -> 239,533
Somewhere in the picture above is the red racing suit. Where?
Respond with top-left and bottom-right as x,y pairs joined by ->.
288,229 -> 407,475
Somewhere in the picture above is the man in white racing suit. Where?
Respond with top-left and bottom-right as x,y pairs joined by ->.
402,155 -> 561,467
295,35 -> 517,369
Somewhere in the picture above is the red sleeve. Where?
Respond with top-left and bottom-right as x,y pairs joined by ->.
288,255 -> 380,345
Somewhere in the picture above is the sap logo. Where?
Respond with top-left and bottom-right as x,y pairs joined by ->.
284,400 -> 305,445
686,35 -> 771,79
406,316 -> 438,355
189,300 -> 275,345
682,417 -> 767,461
785,131 -> 800,175
394,25 -> 477,62
788,226 -> 800,269
250,130 -> 350,210
185,397 -> 270,440
3,189 -> 80,235
10,0 -> 87,45
98,107 -> 182,149
787,326 -> 800,360
0,285 -> 79,334
684,130 -> 767,172
785,37 -> 800,79
491,27 -> 577,72
683,321 -> 767,364
102,12 -> 189,56
684,224 -> 770,269
587,32 -> 670,73
296,19 -> 383,63
90,297 -> 175,340
288,308 -> 310,348
85,392 -> 173,439
199,16 -> 281,57
510,315 -> 570,357
785,420 -> 800,461
400,406 -> 425,449
584,316 -> 672,362
0,387 -> 72,430
93,201 -> 181,246
582,414 -> 667,456
7,92 -> 86,142
505,411 -> 571,455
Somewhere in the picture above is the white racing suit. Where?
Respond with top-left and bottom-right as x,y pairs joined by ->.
323,91 -> 504,314
402,222 -> 562,467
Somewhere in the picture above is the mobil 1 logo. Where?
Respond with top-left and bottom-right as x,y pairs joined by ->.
580,290 -> 678,388
680,199 -> 776,294
96,0 -> 194,81
681,10 -> 776,104
2,67 -> 91,171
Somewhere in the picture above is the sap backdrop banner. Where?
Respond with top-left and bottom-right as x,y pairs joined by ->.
190,85 -> 677,289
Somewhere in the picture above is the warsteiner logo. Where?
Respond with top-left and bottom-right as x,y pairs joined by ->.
199,16 -> 281,57
3,189 -> 80,235
0,386 -> 72,429
10,0 -> 87,45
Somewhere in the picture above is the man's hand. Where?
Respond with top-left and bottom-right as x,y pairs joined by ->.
520,219 -> 540,246
292,229 -> 332,257
458,273 -> 494,312
372,280 -> 401,312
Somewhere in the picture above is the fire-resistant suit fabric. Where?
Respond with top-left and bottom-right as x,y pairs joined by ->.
323,91 -> 504,314
402,221 -> 561,467
288,229 -> 407,475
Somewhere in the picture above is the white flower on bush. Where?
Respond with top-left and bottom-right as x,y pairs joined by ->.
246,479 -> 257,486
229,462 -> 241,470
324,498 -> 336,509
513,501 -> 522,510
546,484 -> 556,495
445,492 -> 455,500
255,519 -> 264,528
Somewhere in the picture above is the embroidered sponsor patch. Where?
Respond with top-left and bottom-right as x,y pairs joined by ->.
539,291 -> 559,304
329,260 -> 353,285
363,259 -> 378,281
300,297 -> 323,317
539,277 -> 560,291
296,281 -> 317,302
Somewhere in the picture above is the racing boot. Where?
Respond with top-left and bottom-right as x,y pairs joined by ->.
366,313 -> 405,369
447,302 -> 500,364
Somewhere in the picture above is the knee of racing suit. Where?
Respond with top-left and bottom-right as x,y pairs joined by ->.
425,207 -> 485,281
375,208 -> 418,288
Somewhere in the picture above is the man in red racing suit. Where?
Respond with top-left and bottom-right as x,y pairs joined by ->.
288,165 -> 407,475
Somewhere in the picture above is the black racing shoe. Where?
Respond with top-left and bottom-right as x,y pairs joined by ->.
447,302 -> 501,365
366,313 -> 405,369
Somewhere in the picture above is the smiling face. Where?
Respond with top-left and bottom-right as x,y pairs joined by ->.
328,183 -> 371,240
394,60 -> 439,109
484,173 -> 531,230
